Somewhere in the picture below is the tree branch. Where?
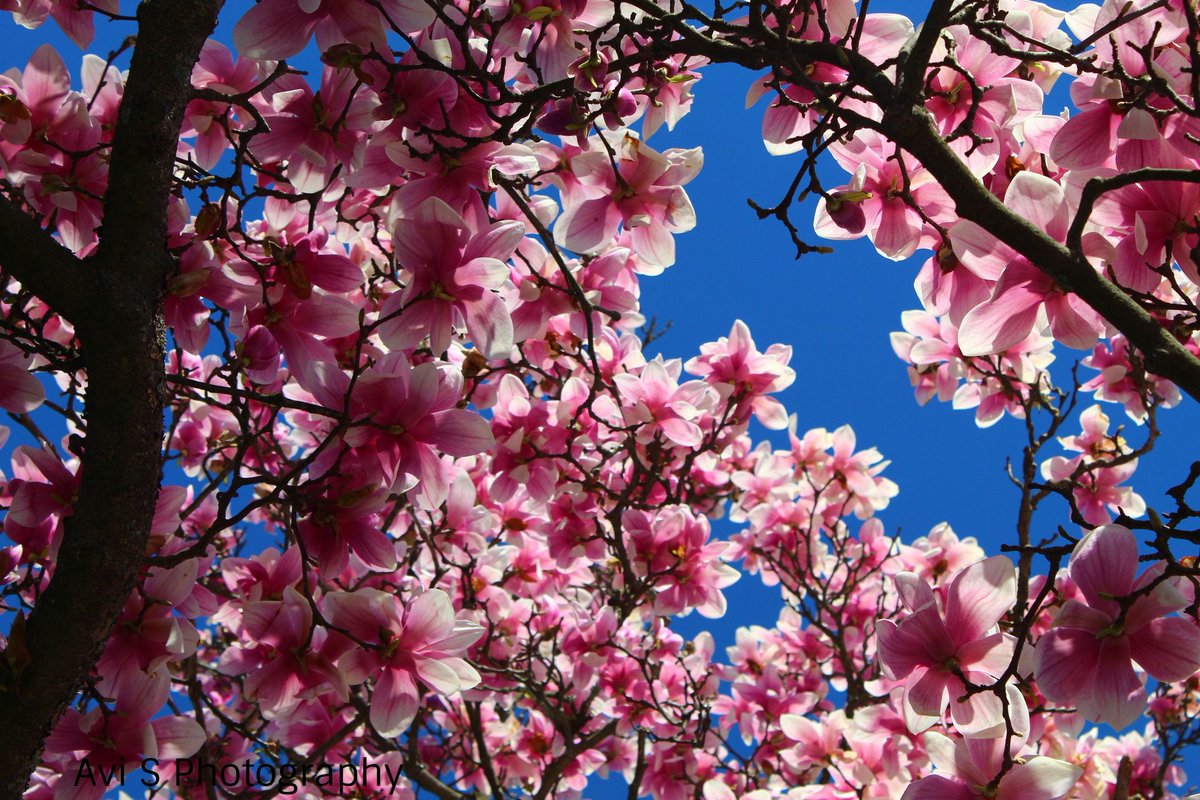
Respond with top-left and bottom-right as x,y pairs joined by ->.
895,0 -> 955,106
0,195 -> 87,325
671,14 -> 1200,401
882,103 -> 1200,402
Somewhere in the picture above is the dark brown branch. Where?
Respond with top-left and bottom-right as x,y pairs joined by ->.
882,104 -> 1200,402
653,5 -> 1200,402
532,720 -> 620,800
895,0 -> 955,106
0,195 -> 87,324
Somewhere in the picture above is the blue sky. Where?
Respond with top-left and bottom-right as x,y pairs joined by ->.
4,1 -> 1200,795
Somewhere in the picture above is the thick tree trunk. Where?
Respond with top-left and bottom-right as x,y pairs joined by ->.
0,2 -> 223,795
0,317 -> 166,797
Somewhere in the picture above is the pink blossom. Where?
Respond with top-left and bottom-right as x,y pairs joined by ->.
914,244 -> 993,328
820,425 -> 899,519
623,505 -> 740,618
324,588 -> 484,737
553,131 -> 701,268
232,0 -> 434,61
0,44 -> 70,149
0,338 -> 43,413
1089,166 -> 1200,290
877,556 -> 1028,737
895,522 -> 985,584
814,130 -> 953,261
1049,2 -> 1182,172
358,56 -> 458,135
2,0 -> 117,47
901,731 -> 1081,800
217,586 -> 349,717
248,67 -> 375,194
296,473 -> 397,577
378,199 -> 523,359
1082,336 -> 1181,423
1035,524 -> 1200,728
613,356 -> 715,449
183,40 -> 262,169
489,0 -> 615,82
951,172 -> 1105,356
331,354 -> 494,507
44,671 -> 206,800
684,320 -> 795,430
1039,405 -> 1145,525
3,445 -> 78,562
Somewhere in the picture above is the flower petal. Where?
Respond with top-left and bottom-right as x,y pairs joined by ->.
901,775 -> 976,800
997,756 -> 1082,800
1068,524 -> 1137,613
1129,616 -> 1200,683
944,556 -> 1016,645
371,667 -> 419,738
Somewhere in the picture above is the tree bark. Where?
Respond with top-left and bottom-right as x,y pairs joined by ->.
0,1 -> 223,796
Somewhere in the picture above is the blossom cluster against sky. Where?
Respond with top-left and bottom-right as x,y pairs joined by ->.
6,0 -> 1200,792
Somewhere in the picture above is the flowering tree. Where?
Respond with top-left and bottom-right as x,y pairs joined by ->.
1,0 -> 1200,798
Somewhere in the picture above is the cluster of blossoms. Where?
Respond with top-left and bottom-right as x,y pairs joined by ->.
824,1 -> 1200,434
0,0 -> 1199,798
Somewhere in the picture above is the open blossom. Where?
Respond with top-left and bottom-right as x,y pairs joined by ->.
1039,405 -> 1145,525
1035,524 -> 1200,728
1082,335 -> 1181,423
296,472 -> 397,577
816,424 -> 899,519
814,130 -> 953,260
553,130 -> 701,268
3,0 -> 119,47
217,586 -> 349,717
623,505 -> 740,618
330,354 -> 495,508
890,307 -> 1056,428
684,319 -> 795,430
44,671 -> 205,800
183,40 -> 262,170
3,445 -> 78,562
877,555 -> 1028,737
379,198 -> 524,360
324,588 -> 484,737
894,522 -> 985,584
1047,13 -> 1182,173
1089,164 -> 1200,291
950,171 -> 1105,356
490,0 -> 615,82
232,0 -> 435,61
613,355 -> 716,448
901,731 -> 1081,800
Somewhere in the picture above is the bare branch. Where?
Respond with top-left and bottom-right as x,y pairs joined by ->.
0,195 -> 87,325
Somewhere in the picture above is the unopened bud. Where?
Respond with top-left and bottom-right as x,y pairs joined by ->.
194,203 -> 223,239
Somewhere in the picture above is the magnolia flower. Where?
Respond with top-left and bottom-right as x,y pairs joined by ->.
1035,524 -> 1200,728
877,556 -> 1028,737
951,172 -> 1104,356
901,732 -> 1081,800
324,588 -> 484,737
